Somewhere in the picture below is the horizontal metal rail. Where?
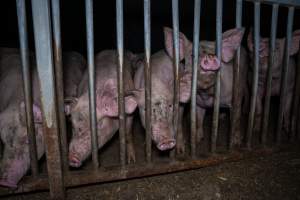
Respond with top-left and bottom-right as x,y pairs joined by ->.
0,148 -> 279,196
245,0 -> 300,7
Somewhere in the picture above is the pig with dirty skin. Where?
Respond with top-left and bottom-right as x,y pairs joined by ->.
68,50 -> 138,168
133,27 -> 192,154
247,30 -> 300,134
0,49 -> 86,188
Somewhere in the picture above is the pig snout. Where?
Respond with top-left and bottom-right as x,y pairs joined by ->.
200,54 -> 221,71
0,180 -> 18,189
152,123 -> 176,151
69,151 -> 82,168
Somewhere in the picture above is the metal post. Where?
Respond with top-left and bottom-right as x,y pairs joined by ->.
229,0 -> 243,149
85,0 -> 99,169
144,0 -> 152,163
16,0 -> 39,176
191,0 -> 202,158
51,0 -> 68,173
31,0 -> 65,198
246,2 -> 260,149
276,7 -> 294,144
116,0 -> 126,166
261,4 -> 278,145
211,0 -> 223,153
170,0 -> 180,159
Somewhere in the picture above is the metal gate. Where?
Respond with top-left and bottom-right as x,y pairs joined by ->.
0,0 -> 299,199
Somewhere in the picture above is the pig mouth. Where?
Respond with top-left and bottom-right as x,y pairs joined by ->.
0,179 -> 18,189
157,139 -> 176,151
69,153 -> 82,168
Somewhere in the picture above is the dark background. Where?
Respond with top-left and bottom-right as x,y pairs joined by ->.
0,0 -> 299,56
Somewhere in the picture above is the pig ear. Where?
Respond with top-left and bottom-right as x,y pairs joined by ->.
222,28 -> 245,62
19,102 -> 43,125
179,71 -> 192,103
290,30 -> 300,55
164,27 -> 191,61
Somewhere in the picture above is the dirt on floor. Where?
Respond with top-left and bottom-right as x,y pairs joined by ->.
1,144 -> 299,200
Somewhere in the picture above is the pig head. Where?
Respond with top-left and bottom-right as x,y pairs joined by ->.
68,50 -> 137,167
133,27 -> 192,151
0,102 -> 44,188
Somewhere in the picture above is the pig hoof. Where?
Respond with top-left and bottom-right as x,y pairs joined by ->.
69,155 -> 82,168
0,180 -> 18,189
127,145 -> 136,164
157,139 -> 176,151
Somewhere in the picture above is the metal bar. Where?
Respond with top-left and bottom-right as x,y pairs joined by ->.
31,0 -> 65,198
144,0 -> 152,163
170,0 -> 180,159
116,0 -> 126,166
16,0 -> 39,176
85,0 -> 99,168
0,147 -> 278,196
245,0 -> 300,7
229,0 -> 243,150
211,0 -> 223,153
246,2 -> 260,150
261,4 -> 278,145
191,0 -> 202,158
294,50 -> 300,140
276,7 -> 294,144
51,0 -> 68,173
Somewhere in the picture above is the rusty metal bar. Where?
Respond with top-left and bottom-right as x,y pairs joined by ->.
211,0 -> 223,153
170,0 -> 180,159
51,0 -> 68,173
31,0 -> 65,198
16,0 -> 39,176
191,0 -> 202,158
245,0 -> 300,7
230,0 -> 243,150
116,0 -> 126,166
276,7 -> 294,144
0,147 -> 278,196
85,0 -> 99,169
261,4 -> 278,145
246,2 -> 260,149
144,0 -> 152,163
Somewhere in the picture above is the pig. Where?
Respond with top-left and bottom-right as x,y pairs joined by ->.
193,28 -> 247,146
247,30 -> 300,133
132,27 -> 192,153
68,50 -> 138,168
0,51 -> 86,188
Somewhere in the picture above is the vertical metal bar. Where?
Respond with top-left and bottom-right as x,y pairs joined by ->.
276,7 -> 294,144
293,49 -> 300,140
191,0 -> 202,158
246,2 -> 260,149
261,4 -> 278,145
144,0 -> 152,163
116,0 -> 126,166
31,0 -> 65,198
170,0 -> 180,159
16,0 -> 39,176
85,0 -> 99,169
229,0 -> 242,150
51,0 -> 68,173
211,0 -> 223,153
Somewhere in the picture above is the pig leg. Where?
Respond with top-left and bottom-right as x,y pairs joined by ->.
253,94 -> 263,133
126,116 -> 136,164
196,106 -> 206,143
176,106 -> 185,155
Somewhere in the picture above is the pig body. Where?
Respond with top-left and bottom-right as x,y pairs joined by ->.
68,50 -> 138,168
0,50 -> 86,188
247,30 -> 300,133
